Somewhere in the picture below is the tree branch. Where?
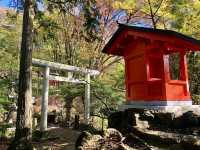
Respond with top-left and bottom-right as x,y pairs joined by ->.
147,0 -> 157,29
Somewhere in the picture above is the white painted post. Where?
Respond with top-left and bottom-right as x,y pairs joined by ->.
68,72 -> 73,79
84,74 -> 90,124
40,66 -> 50,132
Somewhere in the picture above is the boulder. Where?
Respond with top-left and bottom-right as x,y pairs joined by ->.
104,128 -> 123,141
76,128 -> 138,150
181,111 -> 199,127
153,112 -> 175,127
75,131 -> 103,150
172,111 -> 200,129
139,110 -> 154,121
108,110 -> 136,133
108,111 -> 124,131
75,131 -> 91,149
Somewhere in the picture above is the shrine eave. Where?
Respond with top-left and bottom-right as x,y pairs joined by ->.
102,23 -> 200,56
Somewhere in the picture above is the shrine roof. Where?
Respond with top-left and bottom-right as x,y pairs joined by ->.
102,23 -> 200,55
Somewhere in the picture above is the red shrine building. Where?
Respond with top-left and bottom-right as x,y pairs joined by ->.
103,24 -> 200,107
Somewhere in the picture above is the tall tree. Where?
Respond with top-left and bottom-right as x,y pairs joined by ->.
8,0 -> 34,149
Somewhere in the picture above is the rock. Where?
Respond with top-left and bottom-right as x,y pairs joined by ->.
169,144 -> 184,150
172,111 -> 200,129
82,135 -> 103,150
154,112 -> 175,127
75,131 -> 92,149
119,143 -> 137,150
103,128 -> 124,150
76,129 -> 126,150
108,110 -> 136,132
76,128 -> 154,150
135,114 -> 150,129
139,110 -> 154,121
75,131 -> 103,150
104,128 -> 123,142
123,133 -> 151,150
123,110 -> 136,131
108,111 -> 124,131
182,111 -> 199,127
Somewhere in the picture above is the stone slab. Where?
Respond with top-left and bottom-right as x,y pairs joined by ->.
119,104 -> 200,117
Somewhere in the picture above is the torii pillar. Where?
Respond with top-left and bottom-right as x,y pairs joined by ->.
40,66 -> 49,132
84,73 -> 90,124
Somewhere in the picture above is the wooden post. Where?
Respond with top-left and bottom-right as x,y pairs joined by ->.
180,52 -> 190,95
40,66 -> 50,132
84,74 -> 90,124
74,115 -> 80,129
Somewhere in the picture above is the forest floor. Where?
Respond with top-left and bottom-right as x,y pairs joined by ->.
0,126 -> 81,150
33,126 -> 80,150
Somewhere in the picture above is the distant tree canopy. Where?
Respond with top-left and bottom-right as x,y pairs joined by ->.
1,0 -> 200,116
1,0 -> 199,104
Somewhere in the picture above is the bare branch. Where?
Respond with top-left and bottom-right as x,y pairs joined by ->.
147,0 -> 157,29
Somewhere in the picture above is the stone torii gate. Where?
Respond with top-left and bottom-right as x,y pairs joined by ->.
32,58 -> 100,131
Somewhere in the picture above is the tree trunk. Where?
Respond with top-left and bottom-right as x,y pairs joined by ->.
8,0 -> 33,149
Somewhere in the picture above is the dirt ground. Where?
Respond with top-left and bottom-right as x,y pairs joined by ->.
33,127 -> 80,150
0,127 -> 80,150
